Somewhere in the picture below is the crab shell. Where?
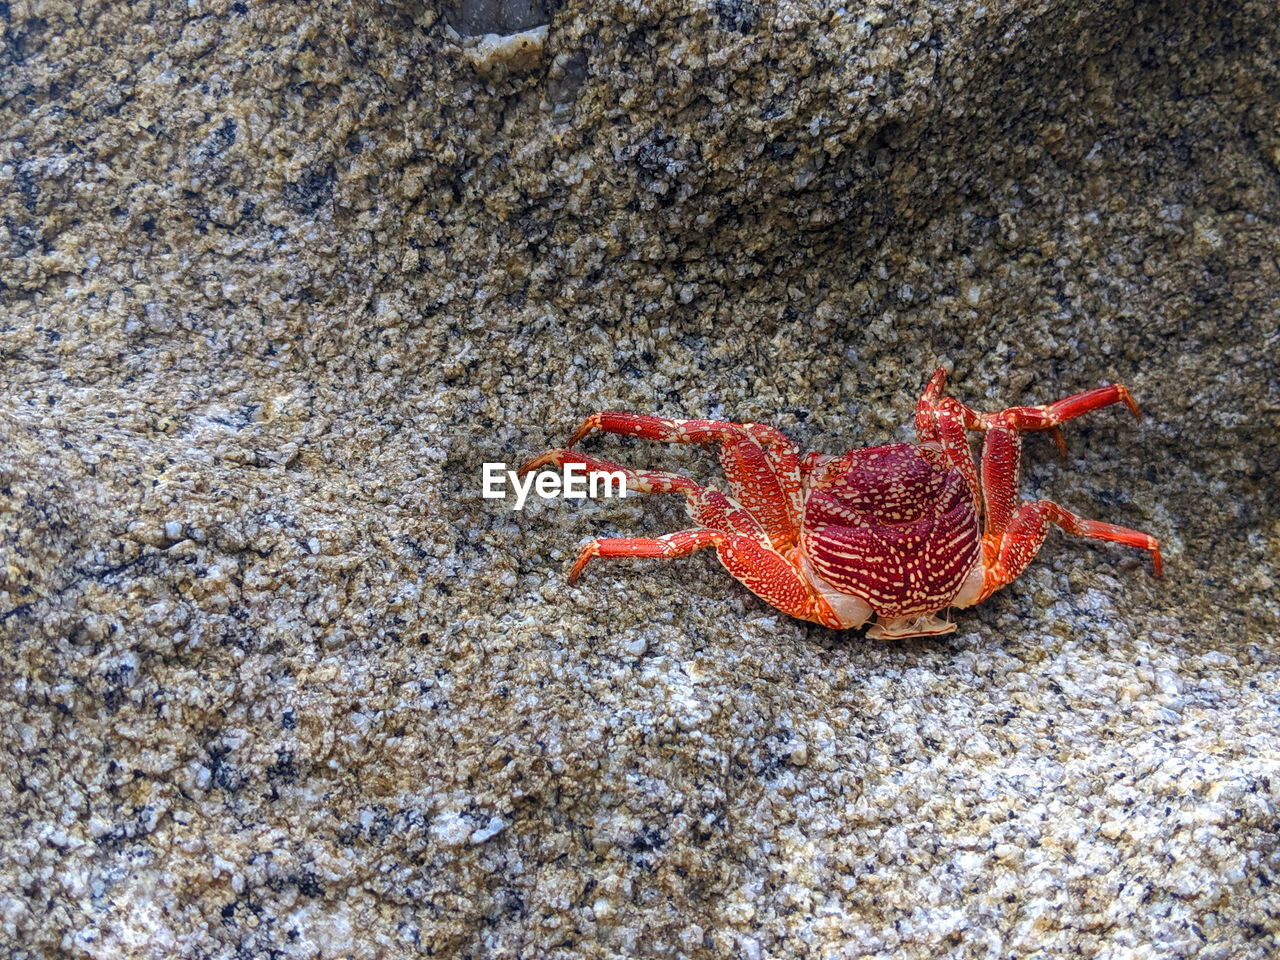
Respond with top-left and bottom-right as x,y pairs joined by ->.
797,443 -> 986,634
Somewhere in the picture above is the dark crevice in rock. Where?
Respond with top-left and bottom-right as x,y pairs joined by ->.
443,0 -> 549,36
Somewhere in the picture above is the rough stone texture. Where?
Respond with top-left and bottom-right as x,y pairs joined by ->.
2,0 -> 1278,956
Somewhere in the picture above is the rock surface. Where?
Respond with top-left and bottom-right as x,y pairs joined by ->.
2,0 -> 1278,956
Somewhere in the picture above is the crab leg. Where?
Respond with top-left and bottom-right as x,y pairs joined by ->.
918,367 -> 1146,509
975,499 -> 1163,602
917,368 -> 1161,597
915,383 -> 984,504
979,425 -> 1022,546
519,449 -> 775,534
569,530 -> 724,582
972,422 -> 1160,596
919,367 -> 1141,446
556,413 -> 802,549
740,422 -> 806,525
517,449 -> 701,498
979,384 -> 1140,459
570,530 -> 844,628
520,448 -> 840,625
983,384 -> 1141,431
565,412 -> 738,448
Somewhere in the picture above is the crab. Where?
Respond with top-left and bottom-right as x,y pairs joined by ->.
518,367 -> 1162,639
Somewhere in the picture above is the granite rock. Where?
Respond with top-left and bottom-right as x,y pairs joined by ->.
2,0 -> 1278,956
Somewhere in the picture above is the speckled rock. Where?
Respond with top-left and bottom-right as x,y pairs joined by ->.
2,0 -> 1279,957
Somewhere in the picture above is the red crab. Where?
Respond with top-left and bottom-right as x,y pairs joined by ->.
519,368 -> 1162,639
